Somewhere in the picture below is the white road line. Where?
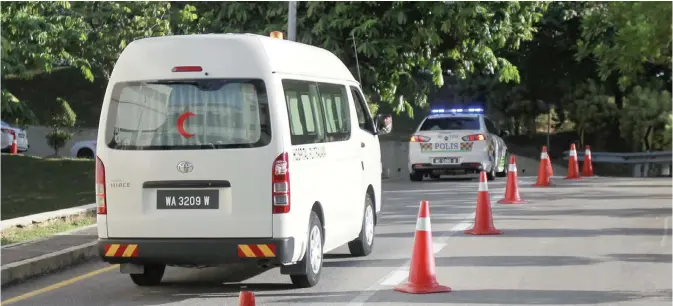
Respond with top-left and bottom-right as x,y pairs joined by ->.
661,217 -> 670,247
347,216 -> 474,306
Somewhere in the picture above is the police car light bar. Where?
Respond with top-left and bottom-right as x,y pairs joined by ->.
430,107 -> 484,114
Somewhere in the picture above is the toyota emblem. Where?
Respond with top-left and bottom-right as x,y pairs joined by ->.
177,161 -> 194,174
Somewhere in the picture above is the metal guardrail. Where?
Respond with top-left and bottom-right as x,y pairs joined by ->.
562,150 -> 672,177
562,151 -> 672,163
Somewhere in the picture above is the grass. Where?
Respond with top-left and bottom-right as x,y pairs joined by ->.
1,154 -> 95,220
1,212 -> 96,245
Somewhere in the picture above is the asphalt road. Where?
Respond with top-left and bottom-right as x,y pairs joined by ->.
2,176 -> 671,306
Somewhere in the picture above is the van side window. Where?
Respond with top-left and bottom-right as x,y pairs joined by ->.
317,83 -> 351,142
349,86 -> 376,134
282,79 -> 325,145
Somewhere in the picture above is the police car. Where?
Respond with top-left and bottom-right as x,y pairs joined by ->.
408,107 -> 510,181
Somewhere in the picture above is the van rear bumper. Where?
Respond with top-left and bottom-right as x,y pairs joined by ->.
98,237 -> 294,266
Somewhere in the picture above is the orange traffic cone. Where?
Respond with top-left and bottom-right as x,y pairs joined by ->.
565,144 -> 581,180
532,146 -> 552,187
582,145 -> 594,177
239,290 -> 256,306
498,155 -> 526,204
464,171 -> 503,235
546,153 -> 554,177
10,133 -> 18,155
394,200 -> 451,294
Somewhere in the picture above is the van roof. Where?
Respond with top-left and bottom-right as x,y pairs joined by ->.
113,33 -> 358,84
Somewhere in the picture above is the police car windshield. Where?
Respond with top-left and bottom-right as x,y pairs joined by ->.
419,116 -> 480,131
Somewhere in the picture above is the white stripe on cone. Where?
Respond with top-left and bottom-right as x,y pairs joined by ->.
416,217 -> 431,232
508,164 -> 517,171
585,149 -> 591,156
569,150 -> 577,157
540,152 -> 548,159
478,181 -> 488,192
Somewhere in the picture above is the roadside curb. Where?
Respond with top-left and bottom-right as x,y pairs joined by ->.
1,203 -> 96,231
1,241 -> 98,287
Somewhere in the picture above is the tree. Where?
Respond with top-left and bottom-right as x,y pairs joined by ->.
1,1 -> 92,124
45,98 -> 76,156
577,2 -> 673,90
172,1 -> 547,117
620,87 -> 672,151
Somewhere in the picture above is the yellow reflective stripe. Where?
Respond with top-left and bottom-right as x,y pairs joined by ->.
257,245 -> 276,257
105,245 -> 120,257
238,245 -> 256,257
121,245 -> 138,257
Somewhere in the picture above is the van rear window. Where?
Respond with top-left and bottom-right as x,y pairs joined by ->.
419,116 -> 481,131
104,79 -> 271,150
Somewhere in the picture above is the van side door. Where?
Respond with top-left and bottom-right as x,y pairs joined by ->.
349,86 -> 381,216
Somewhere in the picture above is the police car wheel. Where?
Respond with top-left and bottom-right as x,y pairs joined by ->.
409,172 -> 423,182
486,163 -> 496,181
496,151 -> 509,177
129,264 -> 165,286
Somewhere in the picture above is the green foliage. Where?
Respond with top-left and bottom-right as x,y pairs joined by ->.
45,130 -> 72,156
577,2 -> 673,89
565,79 -> 619,145
620,87 -> 672,150
2,1 -> 671,153
49,98 -> 77,129
45,98 -> 76,156
1,88 -> 36,126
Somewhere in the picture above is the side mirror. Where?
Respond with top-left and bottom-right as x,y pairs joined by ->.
375,113 -> 393,135
499,130 -> 510,137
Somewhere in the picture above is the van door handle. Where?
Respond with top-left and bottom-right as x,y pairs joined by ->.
361,142 -> 366,148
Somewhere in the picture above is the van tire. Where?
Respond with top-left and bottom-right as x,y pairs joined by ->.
290,211 -> 323,288
129,264 -> 165,286
348,193 -> 375,257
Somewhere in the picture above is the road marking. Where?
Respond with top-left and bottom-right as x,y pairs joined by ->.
1,264 -> 119,305
347,217 -> 474,306
661,217 -> 670,247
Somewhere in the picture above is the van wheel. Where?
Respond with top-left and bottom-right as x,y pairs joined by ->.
290,211 -> 323,288
348,193 -> 375,257
409,172 -> 423,182
129,264 -> 165,286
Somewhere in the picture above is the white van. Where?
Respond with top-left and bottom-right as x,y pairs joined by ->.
95,32 -> 393,288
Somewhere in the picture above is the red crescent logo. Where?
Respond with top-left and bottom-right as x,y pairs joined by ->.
177,112 -> 196,138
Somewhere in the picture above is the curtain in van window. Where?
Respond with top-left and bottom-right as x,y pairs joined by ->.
163,83 -> 257,147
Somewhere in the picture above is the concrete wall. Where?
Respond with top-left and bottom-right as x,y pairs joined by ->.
23,125 -> 98,158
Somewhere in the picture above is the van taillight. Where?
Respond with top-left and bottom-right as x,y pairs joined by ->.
410,135 -> 430,142
462,134 -> 485,141
96,156 -> 107,215
272,152 -> 290,214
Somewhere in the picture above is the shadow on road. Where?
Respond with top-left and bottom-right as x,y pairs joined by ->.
322,255 -> 599,268
376,227 -> 671,239
270,288 -> 667,305
495,207 -> 672,218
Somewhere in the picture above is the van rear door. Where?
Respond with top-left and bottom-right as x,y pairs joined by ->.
99,78 -> 275,238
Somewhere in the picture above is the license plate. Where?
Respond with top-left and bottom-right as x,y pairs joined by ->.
433,157 -> 459,164
157,190 -> 219,209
